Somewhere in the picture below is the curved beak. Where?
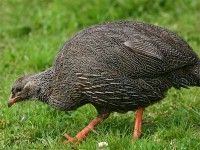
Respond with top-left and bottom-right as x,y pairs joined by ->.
8,96 -> 20,108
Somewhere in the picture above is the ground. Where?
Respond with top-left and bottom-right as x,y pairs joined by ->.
0,0 -> 200,149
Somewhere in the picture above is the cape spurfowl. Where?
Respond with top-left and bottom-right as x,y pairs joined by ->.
8,21 -> 200,144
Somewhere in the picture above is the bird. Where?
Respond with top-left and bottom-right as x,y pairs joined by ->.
8,20 -> 200,145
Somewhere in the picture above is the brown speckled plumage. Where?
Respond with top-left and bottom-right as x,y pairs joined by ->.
9,20 -> 200,141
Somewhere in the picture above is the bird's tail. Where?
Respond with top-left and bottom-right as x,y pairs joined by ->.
190,59 -> 200,86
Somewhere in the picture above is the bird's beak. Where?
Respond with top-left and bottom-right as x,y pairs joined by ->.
8,96 -> 20,108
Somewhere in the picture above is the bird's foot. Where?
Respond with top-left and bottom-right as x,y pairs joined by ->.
63,113 -> 110,146
63,133 -> 79,146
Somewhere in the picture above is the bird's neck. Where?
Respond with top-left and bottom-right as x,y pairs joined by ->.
36,67 -> 54,103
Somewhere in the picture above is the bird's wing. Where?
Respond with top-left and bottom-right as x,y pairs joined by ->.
118,36 -> 198,78
124,40 -> 163,60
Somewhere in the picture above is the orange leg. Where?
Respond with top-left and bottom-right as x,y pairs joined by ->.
133,107 -> 145,139
64,113 -> 110,145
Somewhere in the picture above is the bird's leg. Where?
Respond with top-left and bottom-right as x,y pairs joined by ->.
64,113 -> 110,145
133,107 -> 145,139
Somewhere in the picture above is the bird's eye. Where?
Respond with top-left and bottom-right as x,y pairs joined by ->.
16,87 -> 22,93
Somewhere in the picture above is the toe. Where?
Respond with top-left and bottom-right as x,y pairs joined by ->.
64,133 -> 74,141
63,133 -> 78,145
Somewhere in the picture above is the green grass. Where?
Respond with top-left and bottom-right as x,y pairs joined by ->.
1,0 -> 200,149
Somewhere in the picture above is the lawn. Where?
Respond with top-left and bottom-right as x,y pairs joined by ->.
0,0 -> 200,149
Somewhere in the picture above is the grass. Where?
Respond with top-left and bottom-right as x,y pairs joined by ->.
0,0 -> 200,149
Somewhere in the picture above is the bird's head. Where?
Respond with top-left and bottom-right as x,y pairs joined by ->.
8,74 -> 41,107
